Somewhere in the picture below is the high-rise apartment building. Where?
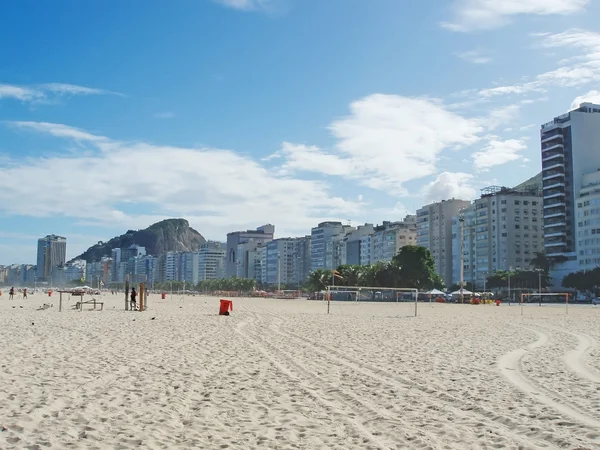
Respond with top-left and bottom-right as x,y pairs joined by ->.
451,184 -> 543,288
226,224 -> 274,277
342,224 -> 374,265
36,235 -> 67,282
198,241 -> 226,281
541,103 -> 600,261
311,222 -> 354,271
371,216 -> 417,263
575,170 -> 600,270
417,199 -> 470,287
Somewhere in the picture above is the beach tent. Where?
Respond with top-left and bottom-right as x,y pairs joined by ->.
450,289 -> 473,295
427,289 -> 445,295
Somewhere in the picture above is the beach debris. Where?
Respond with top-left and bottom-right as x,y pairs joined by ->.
151,317 -> 156,320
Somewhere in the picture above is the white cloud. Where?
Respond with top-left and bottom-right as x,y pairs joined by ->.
443,0 -> 589,32
571,90 -> 600,108
273,94 -> 482,195
471,138 -> 527,170
484,104 -> 520,130
154,112 -> 175,119
422,172 -> 476,203
0,84 -> 42,101
0,82 -> 121,103
214,0 -> 275,11
455,49 -> 492,64
6,121 -> 108,143
475,29 -> 600,99
0,122 -> 364,240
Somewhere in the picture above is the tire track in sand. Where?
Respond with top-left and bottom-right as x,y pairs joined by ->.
247,305 -> 547,450
236,309 -> 394,450
530,324 -> 600,384
498,327 -> 600,430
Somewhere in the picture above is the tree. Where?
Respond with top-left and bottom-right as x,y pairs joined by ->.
392,245 -> 442,290
530,252 -> 550,273
306,269 -> 332,292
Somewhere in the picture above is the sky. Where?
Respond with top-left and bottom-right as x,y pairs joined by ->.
1,0 -> 600,265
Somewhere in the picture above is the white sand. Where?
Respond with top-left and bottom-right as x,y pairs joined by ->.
0,292 -> 599,449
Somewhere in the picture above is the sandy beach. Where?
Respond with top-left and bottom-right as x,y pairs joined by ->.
0,292 -> 599,450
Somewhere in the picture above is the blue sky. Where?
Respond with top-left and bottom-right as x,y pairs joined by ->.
1,0 -> 600,264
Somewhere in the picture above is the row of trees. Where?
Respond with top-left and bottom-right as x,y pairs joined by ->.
306,246 -> 443,292
108,277 -> 257,293
562,268 -> 600,298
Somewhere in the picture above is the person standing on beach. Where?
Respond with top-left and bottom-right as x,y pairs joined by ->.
130,288 -> 137,310
23,288 -> 27,299
9,287 -> 14,300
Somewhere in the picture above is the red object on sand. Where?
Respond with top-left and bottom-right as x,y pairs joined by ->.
161,292 -> 166,300
48,290 -> 53,297
496,300 -> 501,306
219,299 -> 233,315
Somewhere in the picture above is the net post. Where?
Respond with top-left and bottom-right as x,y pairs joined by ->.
565,293 -> 569,315
414,290 -> 418,317
520,293 -> 524,316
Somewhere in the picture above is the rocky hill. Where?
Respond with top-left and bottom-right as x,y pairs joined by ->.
73,219 -> 207,262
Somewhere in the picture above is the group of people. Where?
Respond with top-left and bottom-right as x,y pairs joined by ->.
6,287 -> 27,300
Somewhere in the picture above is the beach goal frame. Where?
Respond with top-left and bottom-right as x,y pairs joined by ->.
519,292 -> 570,316
326,286 -> 419,317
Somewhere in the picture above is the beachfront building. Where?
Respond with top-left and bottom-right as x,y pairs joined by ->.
359,235 -> 373,265
0,266 -> 7,285
86,257 -> 113,287
417,199 -> 470,287
51,259 -> 86,287
451,182 -> 543,288
371,216 -> 417,264
226,224 -> 275,278
36,234 -> 67,282
341,224 -> 374,265
541,103 -> 600,261
311,222 -> 355,271
265,238 -> 295,286
6,264 -> 36,287
292,236 -> 311,286
576,170 -> 600,270
198,241 -> 226,281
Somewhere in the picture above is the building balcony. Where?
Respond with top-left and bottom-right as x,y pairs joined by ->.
543,184 -> 566,193
545,230 -> 567,238
542,161 -> 565,172
541,141 -> 564,152
545,241 -> 566,248
543,200 -> 566,209
544,211 -> 566,220
542,171 -> 565,182
541,131 -> 563,144
541,152 -> 564,163
544,221 -> 566,228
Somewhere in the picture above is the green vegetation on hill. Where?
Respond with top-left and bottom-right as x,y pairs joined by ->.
73,218 -> 206,262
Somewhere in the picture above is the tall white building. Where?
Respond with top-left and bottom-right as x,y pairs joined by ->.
370,216 -> 417,263
576,170 -> 600,270
311,222 -> 354,271
541,103 -> 600,262
417,199 -> 471,287
198,241 -> 226,281
451,185 -> 543,288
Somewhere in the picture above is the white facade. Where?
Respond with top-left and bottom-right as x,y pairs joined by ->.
541,103 -> 600,260
371,216 -> 417,263
226,224 -> 274,277
311,222 -> 354,271
576,170 -> 600,270
359,235 -> 372,266
342,224 -> 374,265
198,241 -> 226,281
417,199 -> 471,287
451,186 -> 544,288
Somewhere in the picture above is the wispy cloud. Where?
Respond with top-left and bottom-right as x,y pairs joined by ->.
443,0 -> 589,32
455,49 -> 492,64
6,121 -> 108,143
460,29 -> 600,101
213,0 -> 275,11
154,111 -> 175,119
0,82 -> 122,103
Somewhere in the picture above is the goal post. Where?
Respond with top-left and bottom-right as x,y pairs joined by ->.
325,286 -> 419,317
519,292 -> 570,315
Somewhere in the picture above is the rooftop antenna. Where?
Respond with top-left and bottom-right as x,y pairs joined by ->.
347,219 -> 352,227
